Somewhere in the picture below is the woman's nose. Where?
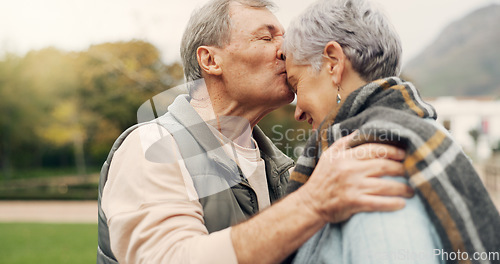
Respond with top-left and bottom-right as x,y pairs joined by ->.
294,105 -> 306,122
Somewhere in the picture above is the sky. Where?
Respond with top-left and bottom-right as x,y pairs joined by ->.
0,0 -> 497,68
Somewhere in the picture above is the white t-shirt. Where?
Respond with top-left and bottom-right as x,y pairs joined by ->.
206,124 -> 270,210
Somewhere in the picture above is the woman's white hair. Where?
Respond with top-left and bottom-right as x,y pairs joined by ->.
284,0 -> 402,82
180,0 -> 276,82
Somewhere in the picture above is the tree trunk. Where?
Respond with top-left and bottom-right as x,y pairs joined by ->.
73,133 -> 87,179
1,138 -> 13,180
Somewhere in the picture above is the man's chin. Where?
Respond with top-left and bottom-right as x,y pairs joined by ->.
284,91 -> 295,103
266,93 -> 295,111
280,86 -> 296,103
263,84 -> 295,106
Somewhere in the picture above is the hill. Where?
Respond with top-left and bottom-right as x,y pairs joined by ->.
402,4 -> 500,97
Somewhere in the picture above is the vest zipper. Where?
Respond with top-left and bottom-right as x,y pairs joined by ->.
237,167 -> 259,213
213,157 -> 259,212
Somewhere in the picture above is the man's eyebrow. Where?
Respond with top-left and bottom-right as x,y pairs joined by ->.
253,24 -> 283,35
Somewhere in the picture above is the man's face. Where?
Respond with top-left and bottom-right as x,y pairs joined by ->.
216,3 -> 295,109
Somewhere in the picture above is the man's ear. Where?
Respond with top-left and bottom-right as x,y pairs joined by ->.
197,46 -> 222,76
323,41 -> 345,85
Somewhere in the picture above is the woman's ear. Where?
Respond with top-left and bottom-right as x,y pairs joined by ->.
197,46 -> 222,76
323,41 -> 345,85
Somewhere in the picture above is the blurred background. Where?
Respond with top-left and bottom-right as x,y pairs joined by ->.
0,0 -> 499,263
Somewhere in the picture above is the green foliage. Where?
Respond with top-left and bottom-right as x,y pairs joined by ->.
79,41 -> 182,131
0,183 -> 98,200
0,167 -> 100,200
0,53 -> 48,173
78,41 -> 184,163
0,40 -> 184,176
0,223 -> 97,264
0,167 -> 97,181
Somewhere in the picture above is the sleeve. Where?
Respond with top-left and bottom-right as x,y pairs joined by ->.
101,123 -> 238,264
340,183 -> 444,264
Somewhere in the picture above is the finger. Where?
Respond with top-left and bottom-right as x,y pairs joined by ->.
360,159 -> 406,178
353,195 -> 406,213
362,178 -> 414,198
347,143 -> 406,161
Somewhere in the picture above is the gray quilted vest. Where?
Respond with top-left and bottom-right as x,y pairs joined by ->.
96,95 -> 294,263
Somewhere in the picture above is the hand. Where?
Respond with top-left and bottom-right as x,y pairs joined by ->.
297,131 -> 412,224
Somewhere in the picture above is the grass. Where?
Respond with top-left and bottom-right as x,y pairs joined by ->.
0,223 -> 98,264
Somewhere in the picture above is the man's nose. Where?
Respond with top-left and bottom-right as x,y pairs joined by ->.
277,39 -> 285,61
294,105 -> 306,122
277,49 -> 285,61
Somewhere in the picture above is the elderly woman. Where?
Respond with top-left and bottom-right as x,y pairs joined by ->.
283,0 -> 500,263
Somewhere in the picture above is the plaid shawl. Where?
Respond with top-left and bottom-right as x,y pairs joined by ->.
287,77 -> 500,263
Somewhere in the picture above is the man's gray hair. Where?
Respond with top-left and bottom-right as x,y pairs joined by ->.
284,0 -> 402,82
181,0 -> 276,82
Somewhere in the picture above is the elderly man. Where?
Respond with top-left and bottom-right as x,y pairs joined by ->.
96,0 -> 412,263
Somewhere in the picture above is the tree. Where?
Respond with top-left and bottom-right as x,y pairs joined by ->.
0,52 -> 54,177
77,40 -> 184,162
0,41 -> 185,177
